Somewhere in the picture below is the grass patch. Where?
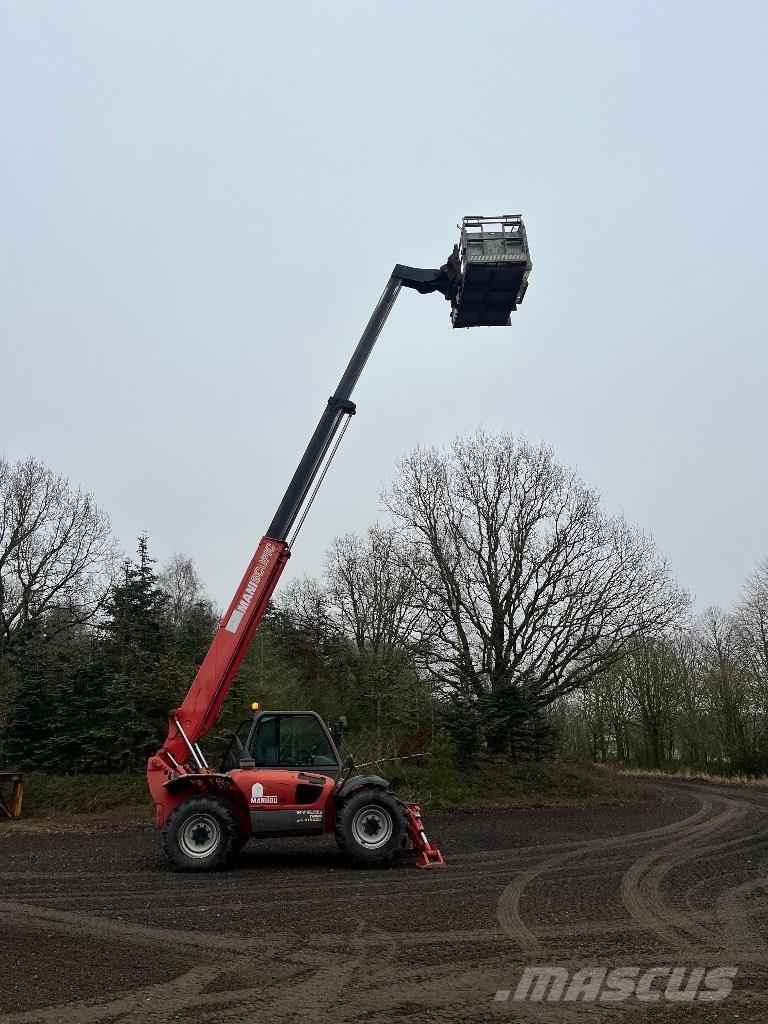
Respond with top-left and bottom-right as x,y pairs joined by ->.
7,772 -> 151,818
386,755 -> 648,809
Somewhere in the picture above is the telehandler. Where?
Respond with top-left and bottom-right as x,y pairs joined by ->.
147,216 -> 532,870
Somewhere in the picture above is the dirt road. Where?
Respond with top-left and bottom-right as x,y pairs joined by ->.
2,778 -> 768,1022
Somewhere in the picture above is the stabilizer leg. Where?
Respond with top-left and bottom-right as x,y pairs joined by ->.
406,803 -> 445,869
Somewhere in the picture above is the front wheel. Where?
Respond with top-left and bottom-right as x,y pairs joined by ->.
163,795 -> 242,871
335,788 -> 408,867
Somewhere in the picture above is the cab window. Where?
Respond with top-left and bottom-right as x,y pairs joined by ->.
251,714 -> 336,767
279,715 -> 336,766
251,715 -> 279,766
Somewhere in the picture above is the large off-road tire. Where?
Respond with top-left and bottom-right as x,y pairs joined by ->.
163,795 -> 242,872
334,787 -> 408,868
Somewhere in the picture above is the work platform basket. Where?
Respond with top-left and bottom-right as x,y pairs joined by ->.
452,215 -> 532,328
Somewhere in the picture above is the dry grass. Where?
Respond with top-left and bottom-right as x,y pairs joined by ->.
601,764 -> 768,790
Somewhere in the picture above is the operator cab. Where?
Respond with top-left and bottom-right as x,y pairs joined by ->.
221,710 -> 343,778
451,215 -> 532,328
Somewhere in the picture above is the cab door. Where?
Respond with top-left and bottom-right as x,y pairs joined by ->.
231,712 -> 340,837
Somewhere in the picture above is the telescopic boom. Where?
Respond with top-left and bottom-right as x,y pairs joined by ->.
150,218 -> 531,773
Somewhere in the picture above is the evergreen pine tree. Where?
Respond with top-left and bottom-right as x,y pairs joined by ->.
90,535 -> 173,771
2,624 -> 53,769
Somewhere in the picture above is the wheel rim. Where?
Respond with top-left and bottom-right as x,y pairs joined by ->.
351,804 -> 393,850
178,813 -> 222,859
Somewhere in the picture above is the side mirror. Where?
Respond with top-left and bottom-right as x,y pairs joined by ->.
331,716 -> 348,749
234,734 -> 255,769
220,730 -> 253,773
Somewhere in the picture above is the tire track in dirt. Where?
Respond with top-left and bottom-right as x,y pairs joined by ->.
0,852 -> 537,902
637,780 -> 768,956
201,922 -> 406,1024
0,917 -> 404,1024
6,784 -> 767,1023
0,900 -> 296,955
0,963 -> 232,1024
0,915 -> 403,1024
0,894 -> 495,1022
618,794 -> 748,950
495,790 -> 713,952
716,875 -> 768,955
0,885 -> 527,1023
494,781 -> 768,962
618,786 -> 768,959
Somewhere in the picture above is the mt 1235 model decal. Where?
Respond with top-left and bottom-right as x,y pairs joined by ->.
297,810 -> 324,824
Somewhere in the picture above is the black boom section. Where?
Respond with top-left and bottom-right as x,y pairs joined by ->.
265,259 -> 459,544
266,274 -> 403,542
265,217 -> 530,543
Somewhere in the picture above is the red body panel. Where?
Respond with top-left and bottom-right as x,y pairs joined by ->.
147,768 -> 336,833
230,769 -> 336,828
146,772 -> 251,833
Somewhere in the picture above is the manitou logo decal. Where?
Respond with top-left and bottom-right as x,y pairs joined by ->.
250,783 -> 278,806
494,966 -> 737,1004
225,543 -> 277,634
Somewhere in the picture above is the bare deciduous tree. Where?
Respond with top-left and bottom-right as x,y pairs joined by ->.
278,531 -> 439,755
620,639 -> 682,768
159,553 -> 207,628
0,455 -> 115,646
325,526 -> 432,660
701,606 -> 763,768
736,558 -> 768,697
385,431 -> 688,709
279,576 -> 337,644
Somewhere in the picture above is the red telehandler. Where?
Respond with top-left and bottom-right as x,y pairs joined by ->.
147,216 -> 532,870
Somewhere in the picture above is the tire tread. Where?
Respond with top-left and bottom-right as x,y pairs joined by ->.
334,787 -> 408,868
163,795 -> 242,872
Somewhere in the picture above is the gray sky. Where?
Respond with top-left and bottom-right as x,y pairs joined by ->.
2,1 -> 766,614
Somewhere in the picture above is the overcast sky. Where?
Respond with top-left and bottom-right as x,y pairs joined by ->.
2,1 -> 766,614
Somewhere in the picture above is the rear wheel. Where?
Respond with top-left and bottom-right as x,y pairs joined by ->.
163,795 -> 242,872
335,787 -> 408,867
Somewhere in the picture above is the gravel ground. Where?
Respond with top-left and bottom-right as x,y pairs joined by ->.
1,779 -> 768,1022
